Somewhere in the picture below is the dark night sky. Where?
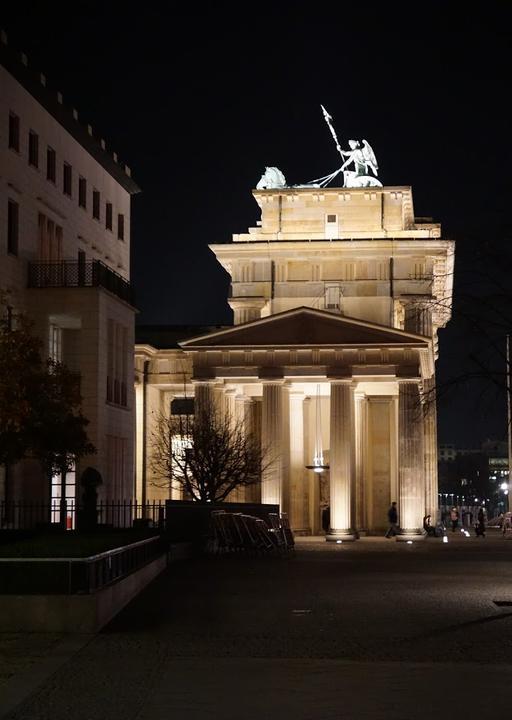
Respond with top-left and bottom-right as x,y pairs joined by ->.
3,2 -> 512,448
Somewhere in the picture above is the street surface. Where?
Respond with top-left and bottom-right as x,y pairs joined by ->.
2,531 -> 512,719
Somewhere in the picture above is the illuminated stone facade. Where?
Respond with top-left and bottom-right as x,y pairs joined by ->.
0,35 -> 140,509
136,185 -> 454,537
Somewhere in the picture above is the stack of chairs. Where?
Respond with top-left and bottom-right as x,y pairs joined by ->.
267,512 -> 295,551
209,510 -> 290,555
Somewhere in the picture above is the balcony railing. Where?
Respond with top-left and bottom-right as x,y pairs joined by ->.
28,260 -> 135,306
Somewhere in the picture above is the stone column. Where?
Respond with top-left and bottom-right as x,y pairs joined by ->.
289,389 -> 307,533
261,382 -> 289,510
327,381 -> 356,541
194,381 -> 214,419
423,377 -> 439,520
223,387 -> 237,423
230,393 -> 248,502
240,397 -> 260,503
398,381 -> 425,538
354,390 -> 366,532
304,396 -> 319,534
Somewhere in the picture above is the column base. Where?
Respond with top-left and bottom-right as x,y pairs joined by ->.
326,529 -> 358,543
396,530 -> 426,542
292,527 -> 312,537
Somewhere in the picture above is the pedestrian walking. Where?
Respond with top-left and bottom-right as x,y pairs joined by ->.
449,506 -> 459,533
385,501 -> 398,538
475,507 -> 486,537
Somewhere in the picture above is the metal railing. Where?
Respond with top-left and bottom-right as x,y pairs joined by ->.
0,535 -> 165,594
0,500 -> 166,530
27,259 -> 135,305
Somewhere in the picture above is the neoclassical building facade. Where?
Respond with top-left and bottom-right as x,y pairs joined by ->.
1,34 -> 139,512
135,184 -> 454,538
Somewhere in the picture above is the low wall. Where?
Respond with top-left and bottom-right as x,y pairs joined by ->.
0,553 -> 167,633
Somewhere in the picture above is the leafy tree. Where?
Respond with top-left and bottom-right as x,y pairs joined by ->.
150,399 -> 267,503
28,360 -> 96,499
0,297 -> 45,469
0,297 -> 95,505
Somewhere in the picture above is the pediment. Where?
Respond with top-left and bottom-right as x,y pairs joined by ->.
179,307 -> 429,349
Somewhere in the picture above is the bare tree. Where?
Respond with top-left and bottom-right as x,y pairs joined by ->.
421,237 -> 512,424
150,399 -> 267,502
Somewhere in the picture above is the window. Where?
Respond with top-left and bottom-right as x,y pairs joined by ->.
50,462 -> 76,529
107,320 -> 128,406
7,199 -> 19,255
63,163 -> 72,196
8,112 -> 20,151
38,212 -> 63,263
325,283 -> 342,311
78,177 -> 87,208
105,202 -> 113,231
117,213 -> 124,241
46,147 -> 56,182
325,213 -> 338,240
49,324 -> 62,362
78,249 -> 86,285
28,130 -> 39,167
93,190 -> 100,220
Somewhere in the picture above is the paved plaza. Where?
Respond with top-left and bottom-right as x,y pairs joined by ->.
2,531 -> 512,719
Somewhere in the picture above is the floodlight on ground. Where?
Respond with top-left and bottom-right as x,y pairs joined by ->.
406,540 -> 413,544
336,540 -> 342,544
443,536 -> 448,543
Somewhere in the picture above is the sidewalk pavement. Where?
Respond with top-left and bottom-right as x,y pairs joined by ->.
2,529 -> 512,719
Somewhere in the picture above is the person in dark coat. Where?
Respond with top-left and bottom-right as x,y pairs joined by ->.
475,507 -> 486,537
423,514 -> 437,537
385,502 -> 398,538
449,506 -> 459,533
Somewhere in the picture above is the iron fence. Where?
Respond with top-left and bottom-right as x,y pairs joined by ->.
0,500 -> 166,530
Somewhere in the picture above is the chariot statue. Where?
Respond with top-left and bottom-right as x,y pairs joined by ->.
256,106 -> 382,190
304,107 -> 382,188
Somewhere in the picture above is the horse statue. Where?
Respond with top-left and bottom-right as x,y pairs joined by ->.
256,167 -> 287,190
